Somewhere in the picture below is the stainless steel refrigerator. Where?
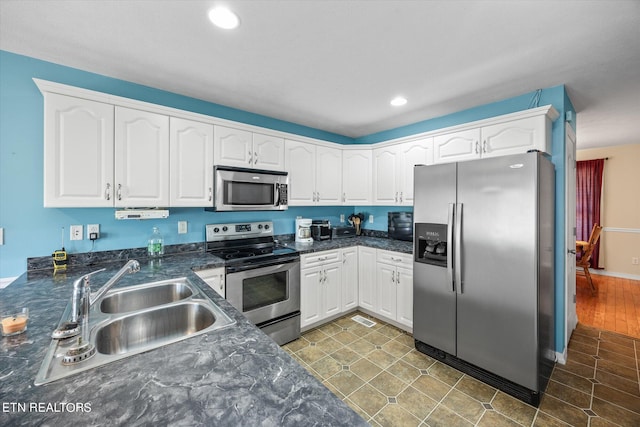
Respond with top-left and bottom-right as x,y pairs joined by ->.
413,151 -> 555,406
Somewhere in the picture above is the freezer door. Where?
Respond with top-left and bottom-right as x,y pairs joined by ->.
413,163 -> 457,355
455,153 -> 541,390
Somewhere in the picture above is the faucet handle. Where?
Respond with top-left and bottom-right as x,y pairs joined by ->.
74,268 -> 107,287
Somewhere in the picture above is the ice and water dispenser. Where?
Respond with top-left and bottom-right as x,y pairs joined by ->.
414,223 -> 448,267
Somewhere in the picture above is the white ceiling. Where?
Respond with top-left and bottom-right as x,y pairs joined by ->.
1,0 -> 639,149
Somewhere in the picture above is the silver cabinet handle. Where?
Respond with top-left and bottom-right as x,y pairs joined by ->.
395,192 -> 398,203
343,192 -> 346,202
399,192 -> 403,203
248,151 -> 253,164
318,256 -> 327,261
482,140 -> 487,153
208,187 -> 212,202
390,257 -> 402,262
105,183 -> 111,201
117,184 -> 122,201
254,151 -> 258,164
392,270 -> 395,283
475,141 -> 479,154
219,274 -> 224,291
397,271 -> 400,285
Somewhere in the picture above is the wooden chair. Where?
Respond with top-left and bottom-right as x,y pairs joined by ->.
577,223 -> 602,295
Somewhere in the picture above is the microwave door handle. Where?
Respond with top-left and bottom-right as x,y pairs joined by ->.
275,183 -> 281,206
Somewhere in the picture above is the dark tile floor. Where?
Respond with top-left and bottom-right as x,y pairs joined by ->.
282,312 -> 640,426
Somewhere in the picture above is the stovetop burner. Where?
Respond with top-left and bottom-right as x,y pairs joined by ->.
205,221 -> 298,265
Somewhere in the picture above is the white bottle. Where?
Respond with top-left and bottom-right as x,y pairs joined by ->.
148,227 -> 164,257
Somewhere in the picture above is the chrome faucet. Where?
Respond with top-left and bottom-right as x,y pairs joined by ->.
72,259 -> 141,321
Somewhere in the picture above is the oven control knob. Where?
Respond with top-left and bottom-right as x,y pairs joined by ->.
264,224 -> 270,230
222,226 -> 228,232
258,224 -> 263,229
213,227 -> 219,233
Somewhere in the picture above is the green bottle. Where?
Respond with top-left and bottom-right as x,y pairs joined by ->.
147,227 -> 164,257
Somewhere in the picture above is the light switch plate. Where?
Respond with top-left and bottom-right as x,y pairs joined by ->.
70,225 -> 83,241
0,227 -> 4,245
178,221 -> 188,234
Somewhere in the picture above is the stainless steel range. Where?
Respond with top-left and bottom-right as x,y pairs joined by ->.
205,221 -> 300,345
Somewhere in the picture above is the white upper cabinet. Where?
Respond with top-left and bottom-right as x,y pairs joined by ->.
315,145 -> 342,205
170,117 -> 214,207
481,116 -> 551,158
342,149 -> 372,205
285,140 -> 342,205
213,125 -> 252,167
433,107 -> 558,164
398,138 -> 432,205
114,107 -> 170,207
373,138 -> 432,205
372,146 -> 399,205
284,139 -> 316,204
433,129 -> 480,164
214,125 -> 285,171
253,133 -> 285,170
43,93 -> 114,207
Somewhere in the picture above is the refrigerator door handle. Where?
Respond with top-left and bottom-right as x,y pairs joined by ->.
455,203 -> 463,294
447,203 -> 455,292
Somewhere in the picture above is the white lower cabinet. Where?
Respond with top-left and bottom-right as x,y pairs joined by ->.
300,250 -> 342,328
375,249 -> 414,329
194,267 -> 225,298
341,247 -> 359,312
357,246 -> 377,312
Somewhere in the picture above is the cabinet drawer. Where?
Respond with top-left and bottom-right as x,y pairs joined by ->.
301,250 -> 340,268
376,249 -> 413,266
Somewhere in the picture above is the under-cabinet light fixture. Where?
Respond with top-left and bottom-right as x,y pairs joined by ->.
208,6 -> 240,29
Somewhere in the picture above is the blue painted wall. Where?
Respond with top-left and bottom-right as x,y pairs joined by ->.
0,50 -> 571,352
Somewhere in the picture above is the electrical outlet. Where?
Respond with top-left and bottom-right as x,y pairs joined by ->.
70,225 -> 83,241
87,224 -> 100,240
0,227 -> 4,245
178,221 -> 188,234
340,214 -> 345,223
369,215 -> 374,223
632,257 -> 639,265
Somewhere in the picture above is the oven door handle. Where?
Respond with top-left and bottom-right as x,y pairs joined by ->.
226,256 -> 300,274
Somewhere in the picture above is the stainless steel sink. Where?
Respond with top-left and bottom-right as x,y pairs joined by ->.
95,301 -> 215,355
35,277 -> 235,386
100,279 -> 193,313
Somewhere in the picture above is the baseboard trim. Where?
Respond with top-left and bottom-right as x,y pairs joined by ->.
589,269 -> 640,281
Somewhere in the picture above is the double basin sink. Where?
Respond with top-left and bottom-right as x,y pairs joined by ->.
35,277 -> 235,385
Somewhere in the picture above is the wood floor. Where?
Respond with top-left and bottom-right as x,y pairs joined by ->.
576,273 -> 640,339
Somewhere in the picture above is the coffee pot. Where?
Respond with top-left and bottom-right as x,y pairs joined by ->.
295,218 -> 313,243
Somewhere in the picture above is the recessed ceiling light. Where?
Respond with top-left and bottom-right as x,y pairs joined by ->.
390,96 -> 407,107
208,7 -> 240,29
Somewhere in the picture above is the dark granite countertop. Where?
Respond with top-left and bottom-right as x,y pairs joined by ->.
0,237 -> 409,425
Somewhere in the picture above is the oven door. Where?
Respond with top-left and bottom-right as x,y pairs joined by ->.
212,166 -> 288,211
225,257 -> 300,325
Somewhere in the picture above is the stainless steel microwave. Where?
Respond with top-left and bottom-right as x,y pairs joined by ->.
207,166 -> 289,211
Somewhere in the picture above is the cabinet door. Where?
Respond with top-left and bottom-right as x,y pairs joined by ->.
300,267 -> 322,328
323,263 -> 342,319
481,116 -> 549,158
358,247 -> 377,311
315,146 -> 342,205
376,263 -> 397,320
170,118 -> 214,207
194,267 -> 225,298
399,139 -> 431,205
396,265 -> 413,328
214,125 -> 253,168
342,149 -> 372,205
372,146 -> 399,205
44,93 -> 114,207
341,248 -> 359,312
115,107 -> 169,207
433,129 -> 480,164
253,133 -> 285,171
284,139 -> 316,205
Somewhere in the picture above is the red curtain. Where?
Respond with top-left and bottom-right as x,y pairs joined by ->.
576,159 -> 605,268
